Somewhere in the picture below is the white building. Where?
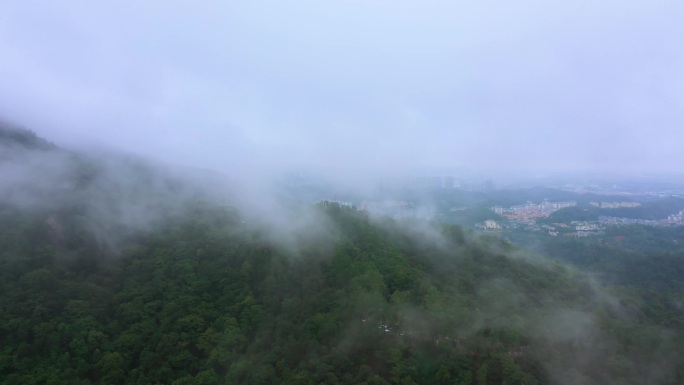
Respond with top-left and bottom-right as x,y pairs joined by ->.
484,220 -> 502,230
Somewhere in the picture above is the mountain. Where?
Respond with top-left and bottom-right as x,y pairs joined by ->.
1,130 -> 683,385
0,121 -> 56,151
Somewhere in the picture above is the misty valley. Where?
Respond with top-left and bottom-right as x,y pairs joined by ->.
2,125 -> 684,385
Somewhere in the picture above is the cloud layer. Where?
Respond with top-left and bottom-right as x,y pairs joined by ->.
1,0 -> 683,177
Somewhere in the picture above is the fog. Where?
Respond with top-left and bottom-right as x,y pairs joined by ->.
1,0 -> 683,181
1,129 -> 680,383
2,4 -> 684,384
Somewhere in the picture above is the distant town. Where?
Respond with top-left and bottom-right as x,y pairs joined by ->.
310,174 -> 684,238
481,200 -> 684,237
491,201 -> 577,219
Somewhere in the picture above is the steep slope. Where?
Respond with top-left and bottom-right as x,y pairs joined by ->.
1,131 -> 682,384
0,121 -> 56,151
1,199 -> 682,384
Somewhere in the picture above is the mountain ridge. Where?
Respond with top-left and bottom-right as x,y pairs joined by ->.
0,129 -> 683,384
0,121 -> 56,151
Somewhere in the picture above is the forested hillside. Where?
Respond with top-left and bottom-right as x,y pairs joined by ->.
1,129 -> 683,384
540,225 -> 684,333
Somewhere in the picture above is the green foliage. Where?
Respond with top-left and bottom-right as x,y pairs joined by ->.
1,201 -> 682,384
541,225 -> 684,332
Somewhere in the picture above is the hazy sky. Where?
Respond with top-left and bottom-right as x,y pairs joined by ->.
1,0 -> 683,177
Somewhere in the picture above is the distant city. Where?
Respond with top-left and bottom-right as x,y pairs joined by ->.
491,201 -> 577,218
311,174 -> 684,238
482,199 -> 684,237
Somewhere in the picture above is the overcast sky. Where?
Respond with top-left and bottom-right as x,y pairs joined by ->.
1,0 -> 683,178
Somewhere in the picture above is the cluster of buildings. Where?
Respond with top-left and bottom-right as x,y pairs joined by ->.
595,214 -> 684,227
570,221 -> 604,237
483,220 -> 502,230
482,204 -> 684,237
491,201 -> 577,219
539,221 -> 604,237
598,216 -> 659,226
573,222 -> 601,231
589,201 -> 641,209
667,209 -> 684,225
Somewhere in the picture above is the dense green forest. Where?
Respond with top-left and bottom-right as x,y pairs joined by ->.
538,225 -> 684,333
2,127 -> 684,384
5,201 -> 684,385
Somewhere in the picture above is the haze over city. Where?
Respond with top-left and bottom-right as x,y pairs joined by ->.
1,0 -> 683,180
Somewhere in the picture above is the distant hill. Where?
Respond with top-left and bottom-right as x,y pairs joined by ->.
487,187 -> 580,207
544,196 -> 684,222
599,196 -> 684,219
540,206 -> 599,222
0,121 -> 56,150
